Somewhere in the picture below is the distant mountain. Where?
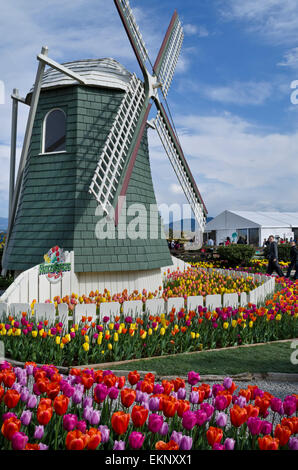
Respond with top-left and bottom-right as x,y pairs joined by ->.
164,217 -> 214,237
0,218 -> 8,232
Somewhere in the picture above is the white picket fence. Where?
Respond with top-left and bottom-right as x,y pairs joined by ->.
0,268 -> 275,332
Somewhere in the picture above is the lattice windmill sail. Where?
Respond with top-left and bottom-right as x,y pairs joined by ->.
89,0 -> 207,233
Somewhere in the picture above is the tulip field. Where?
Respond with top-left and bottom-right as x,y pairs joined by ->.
0,277 -> 297,366
0,361 -> 297,451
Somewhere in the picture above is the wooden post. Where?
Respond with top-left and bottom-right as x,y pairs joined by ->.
2,46 -> 48,276
8,89 -> 19,222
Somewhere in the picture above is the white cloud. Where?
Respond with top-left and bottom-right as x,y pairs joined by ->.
203,81 -> 273,105
149,111 -> 298,216
219,0 -> 298,45
183,24 -> 209,38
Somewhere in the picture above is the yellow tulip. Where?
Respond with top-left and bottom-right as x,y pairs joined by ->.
32,330 -> 38,338
84,335 -> 89,343
160,328 -> 165,336
249,321 -> 254,328
109,323 -> 114,330
196,333 -> 200,339
108,343 -> 112,350
148,328 -> 153,336
74,324 -> 79,331
231,320 -> 237,328
190,332 -> 195,339
141,332 -> 147,340
39,329 -> 44,337
114,333 -> 119,342
223,322 -> 229,330
60,343 -> 64,349
83,342 -> 89,352
7,329 -> 12,336
56,336 -> 61,345
97,333 -> 103,345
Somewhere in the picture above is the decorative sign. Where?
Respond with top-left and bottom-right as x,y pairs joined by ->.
39,246 -> 71,284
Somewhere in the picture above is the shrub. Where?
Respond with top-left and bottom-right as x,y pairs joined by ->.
216,245 -> 255,267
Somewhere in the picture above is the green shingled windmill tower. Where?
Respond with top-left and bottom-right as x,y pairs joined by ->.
2,0 -> 207,293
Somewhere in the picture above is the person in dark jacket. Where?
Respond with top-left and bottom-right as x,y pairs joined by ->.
286,241 -> 297,278
266,235 -> 284,277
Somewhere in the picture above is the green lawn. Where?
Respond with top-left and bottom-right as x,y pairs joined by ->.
109,341 -> 298,376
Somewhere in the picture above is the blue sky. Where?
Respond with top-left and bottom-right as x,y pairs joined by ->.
0,0 -> 298,222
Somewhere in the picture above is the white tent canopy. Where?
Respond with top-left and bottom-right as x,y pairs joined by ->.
205,210 -> 298,246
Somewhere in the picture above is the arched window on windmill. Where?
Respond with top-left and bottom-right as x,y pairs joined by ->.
42,108 -> 66,154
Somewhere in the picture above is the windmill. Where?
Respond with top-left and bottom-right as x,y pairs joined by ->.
1,0 -> 207,295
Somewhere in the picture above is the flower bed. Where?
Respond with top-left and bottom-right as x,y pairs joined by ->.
1,279 -> 297,367
0,361 -> 297,451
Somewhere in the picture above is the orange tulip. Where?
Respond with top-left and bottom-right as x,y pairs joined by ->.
111,411 -> 130,435
162,380 -> 174,396
1,416 -> 21,440
121,388 -> 137,408
141,380 -> 154,394
37,404 -> 53,425
128,371 -> 140,386
161,396 -> 178,418
131,405 -> 149,428
4,389 -> 20,409
206,426 -> 223,447
66,430 -> 88,450
86,428 -> 102,450
274,425 -> 291,447
46,381 -> 61,400
230,405 -> 248,427
177,399 -> 190,418
244,404 -> 259,419
53,394 -> 69,416
258,435 -> 279,450
103,374 -> 117,388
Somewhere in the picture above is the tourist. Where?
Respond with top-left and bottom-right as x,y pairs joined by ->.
225,237 -> 231,246
266,235 -> 284,277
237,236 -> 245,245
286,241 -> 297,278
207,238 -> 214,247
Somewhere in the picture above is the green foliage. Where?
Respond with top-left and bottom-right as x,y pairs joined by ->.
263,243 -> 292,262
216,245 -> 255,267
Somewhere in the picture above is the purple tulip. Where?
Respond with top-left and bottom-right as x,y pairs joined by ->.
223,377 -> 233,390
108,386 -> 119,400
182,410 -> 197,430
177,388 -> 186,400
271,397 -> 283,413
180,435 -> 193,450
148,414 -> 163,433
63,414 -> 78,431
27,394 -> 37,409
90,409 -> 101,426
235,396 -> 247,408
224,438 -> 235,450
12,383 -> 22,393
39,443 -> 49,450
216,412 -> 227,428
187,371 -> 200,386
260,420 -> 272,435
83,406 -> 93,422
113,440 -> 126,450
12,432 -> 28,450
72,389 -> 83,405
149,397 -> 160,412
3,412 -> 16,421
128,431 -> 145,450
247,417 -> 262,436
20,410 -> 32,427
63,383 -> 75,398
76,420 -> 87,434
153,383 -> 164,394
34,425 -> 44,440
283,397 -> 296,417
98,425 -> 110,443
195,409 -> 208,426
214,395 -> 228,411
213,443 -> 224,450
200,403 -> 214,420
170,431 -> 183,446
212,384 -> 224,397
190,391 -> 199,404
94,384 -> 109,403
289,437 -> 298,450
159,422 -> 169,436
83,396 -> 93,408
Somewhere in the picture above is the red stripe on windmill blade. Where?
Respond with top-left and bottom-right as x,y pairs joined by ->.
114,0 -> 147,74
159,103 -> 208,215
114,103 -> 152,226
153,10 -> 178,75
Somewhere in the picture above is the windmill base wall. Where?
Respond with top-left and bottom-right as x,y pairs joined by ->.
0,254 -> 189,305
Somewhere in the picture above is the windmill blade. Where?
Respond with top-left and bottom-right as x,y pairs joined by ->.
114,0 -> 149,73
89,73 -> 146,214
153,11 -> 184,98
154,102 -> 207,232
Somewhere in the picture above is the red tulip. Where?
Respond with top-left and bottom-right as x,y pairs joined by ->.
121,388 -> 136,408
131,405 -> 148,428
54,395 -> 69,415
4,389 -> 20,409
111,411 -> 130,435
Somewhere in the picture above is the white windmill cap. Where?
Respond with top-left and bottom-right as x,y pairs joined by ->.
26,58 -> 133,102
